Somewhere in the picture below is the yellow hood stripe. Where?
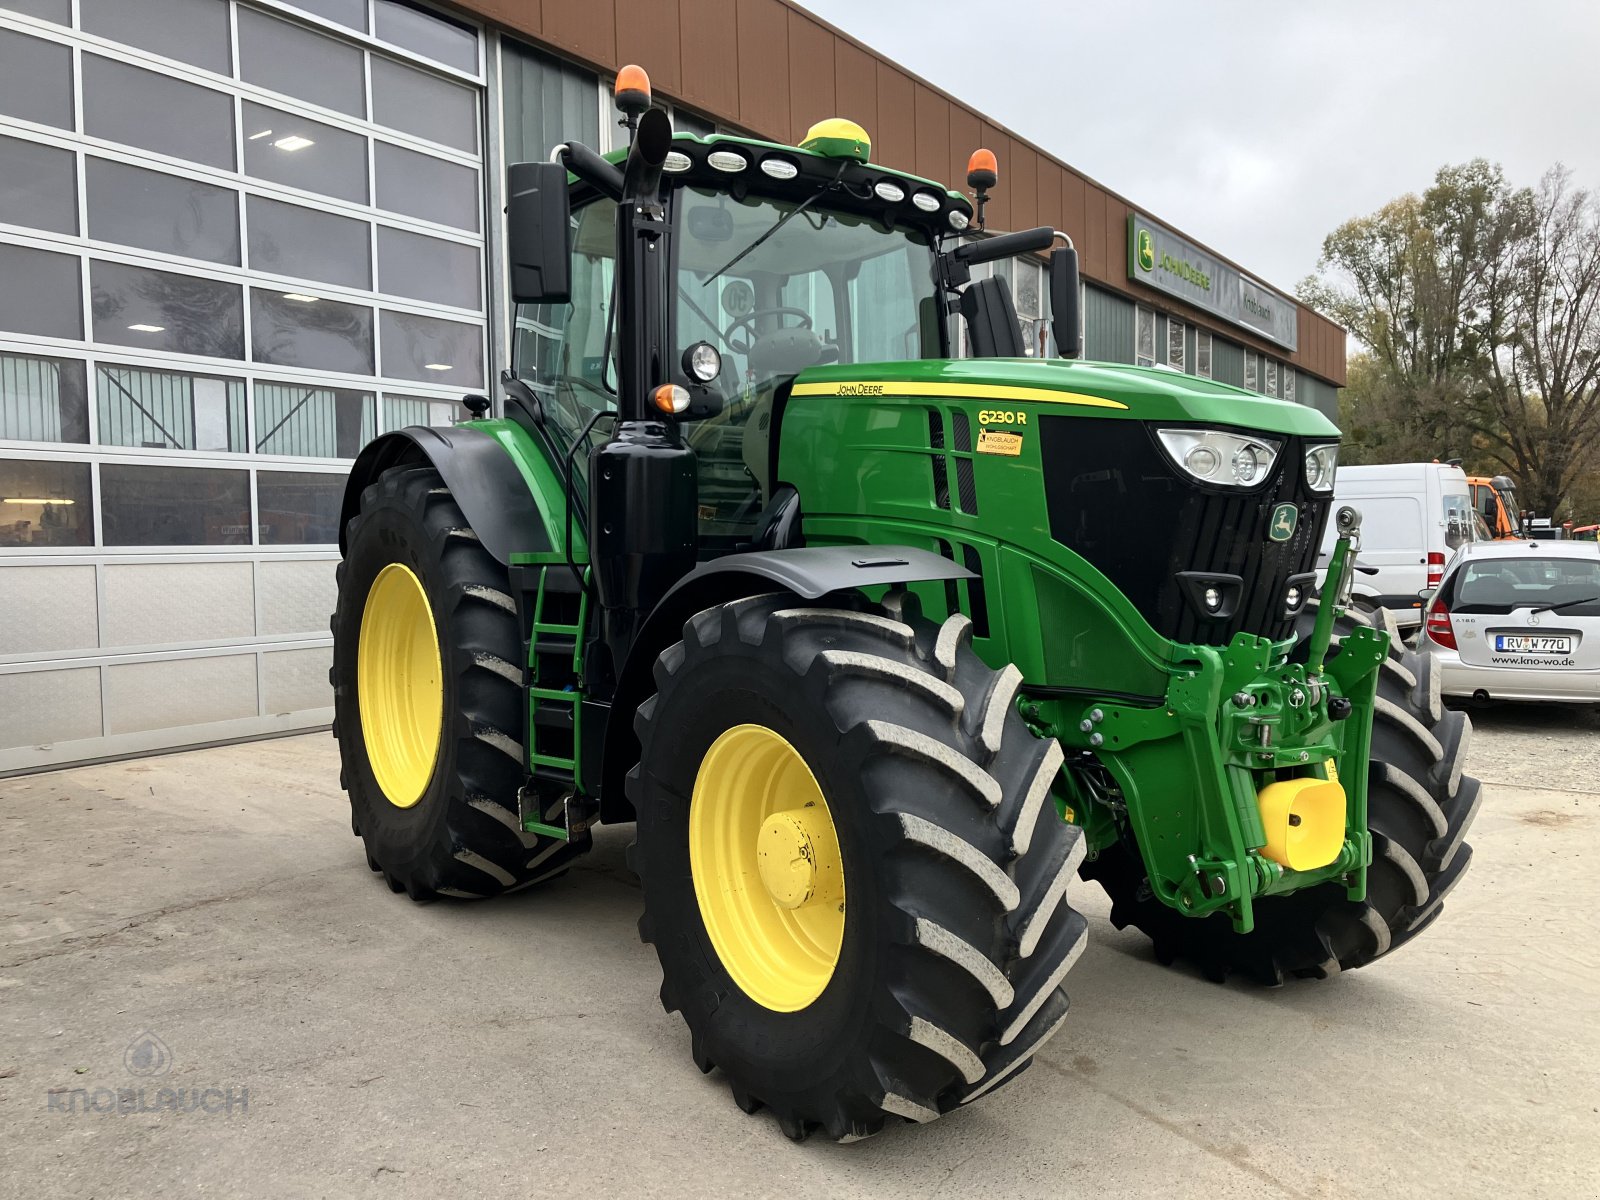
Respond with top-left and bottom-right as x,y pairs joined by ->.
790,380 -> 1128,410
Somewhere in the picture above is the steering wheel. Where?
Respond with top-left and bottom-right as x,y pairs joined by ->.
724,306 -> 813,356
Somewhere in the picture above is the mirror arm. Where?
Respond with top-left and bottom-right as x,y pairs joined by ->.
952,225 -> 1056,266
553,141 -> 624,202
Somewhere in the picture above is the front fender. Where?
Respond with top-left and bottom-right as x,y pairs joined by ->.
597,544 -> 973,821
340,424 -> 561,565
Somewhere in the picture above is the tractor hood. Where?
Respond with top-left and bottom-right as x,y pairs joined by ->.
792,358 -> 1341,440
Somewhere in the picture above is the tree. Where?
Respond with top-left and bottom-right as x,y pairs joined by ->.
1470,168 -> 1600,518
1301,161 -> 1600,519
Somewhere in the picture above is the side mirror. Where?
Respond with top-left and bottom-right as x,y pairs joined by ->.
1049,246 -> 1081,359
506,161 -> 571,305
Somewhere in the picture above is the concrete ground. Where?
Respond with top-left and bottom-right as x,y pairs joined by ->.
2,705 -> 1597,1200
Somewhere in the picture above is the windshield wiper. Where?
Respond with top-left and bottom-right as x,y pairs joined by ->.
703,162 -> 847,286
1530,594 -> 1600,614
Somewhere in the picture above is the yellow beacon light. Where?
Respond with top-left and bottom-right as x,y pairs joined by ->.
800,118 -> 871,163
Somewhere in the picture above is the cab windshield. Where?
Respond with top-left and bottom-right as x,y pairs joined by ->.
674,186 -> 940,541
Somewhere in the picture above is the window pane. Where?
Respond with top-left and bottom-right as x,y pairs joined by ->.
280,0 -> 366,31
380,309 -> 482,385
83,55 -> 235,171
373,0 -> 478,74
241,101 -> 367,204
0,27 -> 74,130
0,458 -> 92,547
247,195 -> 371,290
377,226 -> 480,309
96,363 -> 245,452
258,471 -> 344,544
101,463 -> 250,546
1,352 -> 88,443
0,134 -> 76,234
255,380 -> 374,457
238,7 -> 366,118
1135,307 -> 1155,366
373,142 -> 478,230
0,244 -> 82,340
90,261 -> 244,359
251,290 -> 374,374
383,393 -> 458,430
1013,261 -> 1040,320
371,55 -> 477,152
675,109 -> 716,139
80,0 -> 231,74
85,158 -> 240,265
5,0 -> 71,23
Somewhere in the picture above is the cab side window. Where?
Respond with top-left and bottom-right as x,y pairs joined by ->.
512,198 -> 619,472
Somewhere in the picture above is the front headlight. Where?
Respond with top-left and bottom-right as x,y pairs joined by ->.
1157,428 -> 1282,487
1304,443 -> 1338,492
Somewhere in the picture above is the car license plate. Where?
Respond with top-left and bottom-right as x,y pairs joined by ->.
1494,634 -> 1573,654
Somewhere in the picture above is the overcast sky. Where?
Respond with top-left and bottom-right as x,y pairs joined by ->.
797,0 -> 1600,296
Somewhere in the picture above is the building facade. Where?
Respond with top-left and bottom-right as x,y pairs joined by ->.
0,0 -> 1347,773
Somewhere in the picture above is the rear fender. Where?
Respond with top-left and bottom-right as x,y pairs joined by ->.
340,423 -> 566,565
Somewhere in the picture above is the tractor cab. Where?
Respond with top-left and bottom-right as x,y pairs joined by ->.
508,116 -> 1076,547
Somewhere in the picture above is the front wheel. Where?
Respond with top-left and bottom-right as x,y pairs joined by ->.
630,592 -> 1087,1141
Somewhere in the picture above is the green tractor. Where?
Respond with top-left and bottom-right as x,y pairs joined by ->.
331,70 -> 1480,1141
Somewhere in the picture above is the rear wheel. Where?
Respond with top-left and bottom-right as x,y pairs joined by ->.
331,464 -> 588,900
630,591 -> 1087,1141
1080,598 -> 1481,983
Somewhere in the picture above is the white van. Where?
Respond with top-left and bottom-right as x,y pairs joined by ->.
1319,463 -> 1480,627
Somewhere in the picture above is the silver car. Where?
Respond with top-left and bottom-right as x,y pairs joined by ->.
1420,540 -> 1600,703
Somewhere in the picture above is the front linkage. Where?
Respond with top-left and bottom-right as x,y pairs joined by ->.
1022,514 -> 1387,934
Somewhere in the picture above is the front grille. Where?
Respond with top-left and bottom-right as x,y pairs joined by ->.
1038,418 -> 1329,645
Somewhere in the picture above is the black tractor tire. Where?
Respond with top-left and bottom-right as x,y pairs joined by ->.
629,591 -> 1088,1141
1079,597 -> 1481,984
331,463 -> 588,900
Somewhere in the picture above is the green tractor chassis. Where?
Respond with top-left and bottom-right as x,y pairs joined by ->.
330,71 -> 1481,1140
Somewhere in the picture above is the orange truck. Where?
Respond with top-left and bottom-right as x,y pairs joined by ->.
1467,474 -> 1523,539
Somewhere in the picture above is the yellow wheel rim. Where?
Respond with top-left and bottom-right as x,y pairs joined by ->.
357,563 -> 443,809
689,724 -> 846,1012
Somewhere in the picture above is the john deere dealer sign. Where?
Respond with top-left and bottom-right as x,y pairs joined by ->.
1128,214 -> 1298,350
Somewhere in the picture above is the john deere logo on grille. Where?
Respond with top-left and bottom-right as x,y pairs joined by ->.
1269,503 -> 1299,542
1136,228 -> 1155,272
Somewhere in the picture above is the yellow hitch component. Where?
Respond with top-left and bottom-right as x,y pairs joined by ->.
689,724 -> 845,1012
356,562 -> 443,809
1256,777 -> 1346,871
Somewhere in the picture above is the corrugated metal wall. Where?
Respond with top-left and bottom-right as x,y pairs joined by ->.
468,0 -> 1347,389
1211,338 -> 1244,389
1298,375 -> 1339,421
1082,285 -> 1134,365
